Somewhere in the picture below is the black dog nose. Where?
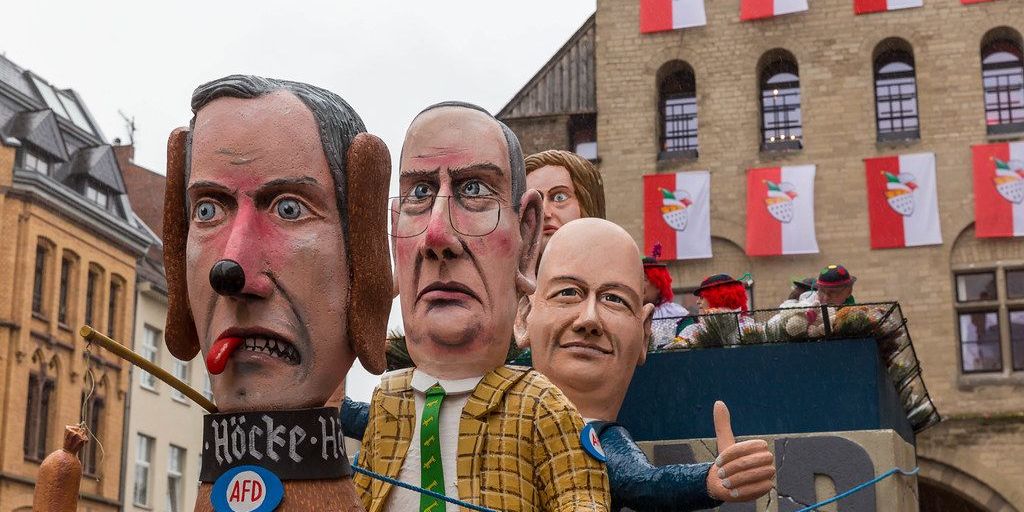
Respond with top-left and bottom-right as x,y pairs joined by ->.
210,259 -> 246,296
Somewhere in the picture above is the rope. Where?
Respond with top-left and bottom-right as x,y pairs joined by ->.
793,466 -> 919,512
79,340 -> 107,480
350,464 -> 497,512
352,454 -> 917,512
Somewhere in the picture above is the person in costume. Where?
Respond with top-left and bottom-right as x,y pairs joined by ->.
813,264 -> 857,306
517,218 -> 776,511
525,149 -> 606,257
780,264 -> 857,308
787,277 -> 816,301
353,102 -> 610,512
642,244 -> 688,348
163,75 -> 392,510
672,274 -> 755,348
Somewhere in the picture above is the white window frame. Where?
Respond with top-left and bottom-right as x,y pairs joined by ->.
140,325 -> 160,391
133,434 -> 154,507
22,150 -> 50,175
172,360 -> 190,403
85,184 -> 109,209
167,444 -> 185,512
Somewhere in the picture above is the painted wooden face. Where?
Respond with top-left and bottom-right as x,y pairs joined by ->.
185,91 -> 353,412
527,165 -> 583,257
393,107 -> 526,379
524,219 -> 653,419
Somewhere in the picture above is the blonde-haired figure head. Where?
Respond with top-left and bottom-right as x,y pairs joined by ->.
525,149 -> 606,256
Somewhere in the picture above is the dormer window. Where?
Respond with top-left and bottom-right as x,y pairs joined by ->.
85,183 -> 109,209
22,150 -> 51,176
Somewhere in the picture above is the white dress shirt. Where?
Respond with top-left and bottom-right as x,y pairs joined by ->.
384,369 -> 483,512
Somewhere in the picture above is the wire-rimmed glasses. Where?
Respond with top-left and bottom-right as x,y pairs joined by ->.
389,194 -> 504,238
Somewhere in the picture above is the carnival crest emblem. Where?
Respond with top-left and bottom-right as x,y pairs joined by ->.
993,158 -> 1024,204
883,171 -> 918,216
659,187 -> 693,231
764,180 -> 797,223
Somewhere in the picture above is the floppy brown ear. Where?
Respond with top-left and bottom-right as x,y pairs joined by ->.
163,127 -> 200,361
346,133 -> 392,375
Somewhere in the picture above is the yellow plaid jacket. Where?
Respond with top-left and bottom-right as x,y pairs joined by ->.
354,365 -> 611,512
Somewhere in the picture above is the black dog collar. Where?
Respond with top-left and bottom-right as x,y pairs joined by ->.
199,407 -> 353,482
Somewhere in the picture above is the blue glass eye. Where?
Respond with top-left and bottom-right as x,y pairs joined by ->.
411,183 -> 433,200
276,199 -> 302,220
461,180 -> 493,197
195,201 -> 218,221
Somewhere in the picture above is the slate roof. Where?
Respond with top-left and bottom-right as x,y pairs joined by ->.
0,54 -> 38,99
54,145 -> 126,193
3,109 -> 69,161
0,52 -> 153,253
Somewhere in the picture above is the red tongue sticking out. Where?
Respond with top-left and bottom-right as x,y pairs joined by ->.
206,337 -> 243,375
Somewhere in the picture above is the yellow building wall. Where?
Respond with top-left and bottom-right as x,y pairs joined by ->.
0,144 -> 139,511
592,0 -> 1024,506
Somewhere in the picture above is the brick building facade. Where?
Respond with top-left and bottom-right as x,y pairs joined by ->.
0,55 -> 153,511
499,1 -> 1024,509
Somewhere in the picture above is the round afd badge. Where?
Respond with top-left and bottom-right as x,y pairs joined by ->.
580,422 -> 607,463
211,465 -> 284,512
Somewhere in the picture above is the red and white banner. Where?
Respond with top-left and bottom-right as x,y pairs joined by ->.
854,0 -> 923,15
740,0 -> 809,21
643,171 -> 712,260
972,142 -> 1024,238
640,0 -> 707,33
962,0 -> 995,4
745,165 -> 818,256
865,153 -> 942,249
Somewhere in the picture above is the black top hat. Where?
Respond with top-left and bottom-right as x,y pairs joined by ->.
693,274 -> 741,296
817,265 -> 856,288
792,277 -> 816,291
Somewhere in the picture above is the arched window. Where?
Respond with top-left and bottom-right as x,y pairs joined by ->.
85,264 -> 104,328
58,250 -> 79,326
107,274 -> 126,339
759,51 -> 802,150
982,28 -> 1024,134
658,61 -> 698,159
80,374 -> 106,476
23,352 -> 56,461
874,39 -> 920,140
31,237 -> 55,317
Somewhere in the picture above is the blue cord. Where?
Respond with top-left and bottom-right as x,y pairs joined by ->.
793,466 -> 919,512
350,464 -> 497,512
352,450 -> 915,512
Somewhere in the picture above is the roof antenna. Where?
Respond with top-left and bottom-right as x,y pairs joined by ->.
117,110 -> 136,146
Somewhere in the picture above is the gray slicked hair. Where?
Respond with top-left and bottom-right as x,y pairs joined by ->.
185,74 -> 366,240
405,100 -> 525,212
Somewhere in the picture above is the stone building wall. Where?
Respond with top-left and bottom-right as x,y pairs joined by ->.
542,0 -> 1024,506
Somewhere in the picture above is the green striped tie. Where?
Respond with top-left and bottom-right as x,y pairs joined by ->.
420,384 -> 446,512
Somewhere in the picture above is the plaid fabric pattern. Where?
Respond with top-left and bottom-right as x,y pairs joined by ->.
355,365 -> 610,512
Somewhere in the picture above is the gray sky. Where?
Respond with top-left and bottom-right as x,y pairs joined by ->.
2,0 -> 595,402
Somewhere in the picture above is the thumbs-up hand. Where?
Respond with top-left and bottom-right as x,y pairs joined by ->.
705,401 -> 776,502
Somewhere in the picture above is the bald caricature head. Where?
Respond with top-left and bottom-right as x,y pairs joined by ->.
515,218 -> 653,420
392,102 -> 543,379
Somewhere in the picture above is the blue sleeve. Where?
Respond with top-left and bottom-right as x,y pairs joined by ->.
340,396 -> 370,441
596,422 -> 722,512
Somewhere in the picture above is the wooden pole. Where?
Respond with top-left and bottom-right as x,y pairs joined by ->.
79,326 -> 218,413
